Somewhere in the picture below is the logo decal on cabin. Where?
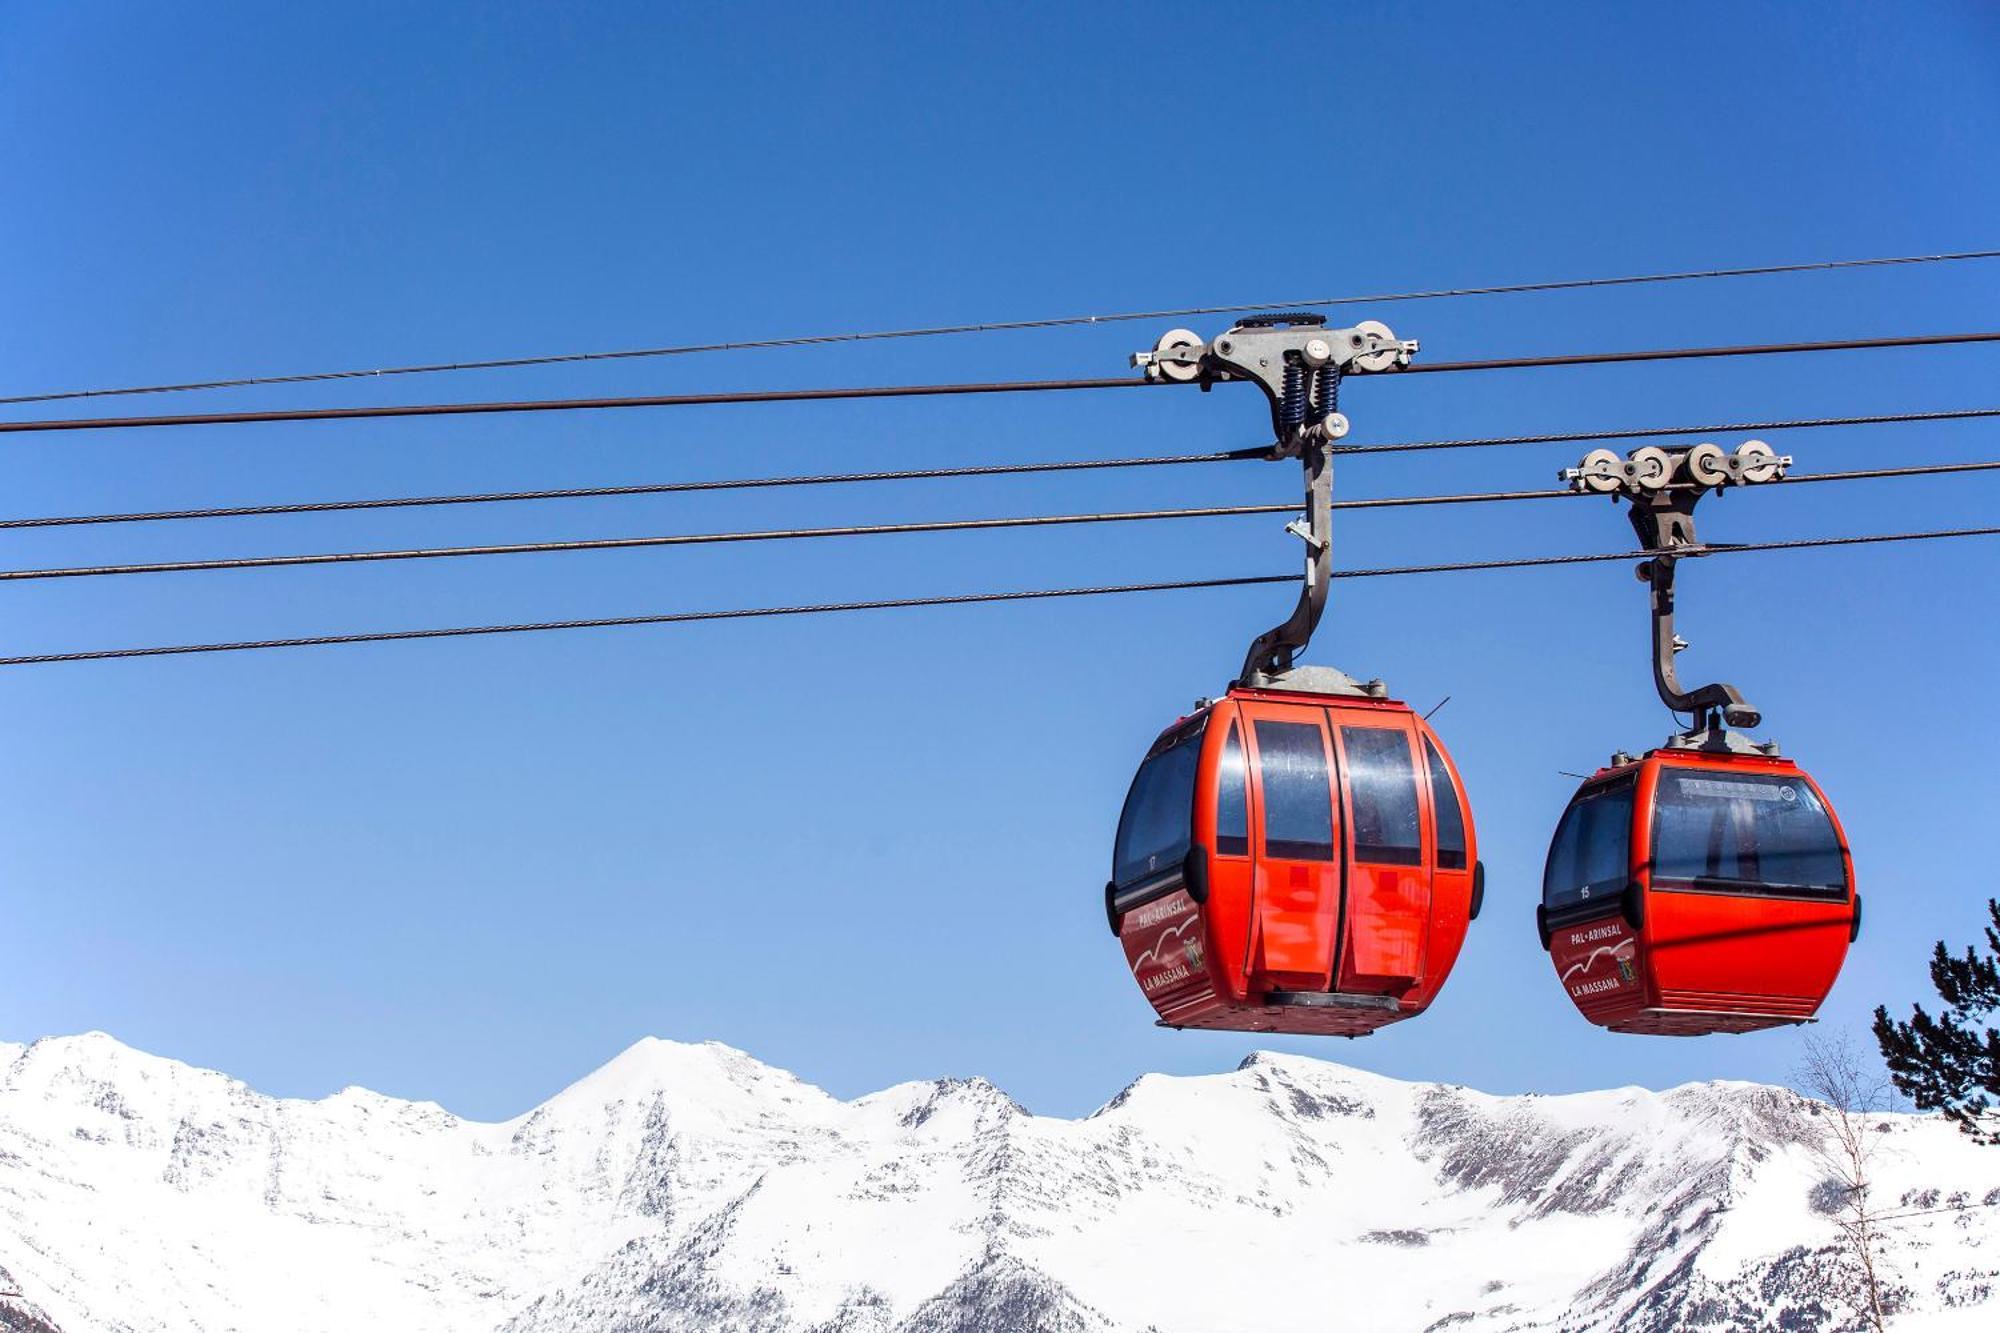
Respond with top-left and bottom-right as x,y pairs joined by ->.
1132,914 -> 1199,970
1558,933 -> 1639,999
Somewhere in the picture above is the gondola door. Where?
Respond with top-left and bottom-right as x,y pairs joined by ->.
1330,716 -> 1429,997
1239,703 -> 1343,994
1203,712 -> 1258,1004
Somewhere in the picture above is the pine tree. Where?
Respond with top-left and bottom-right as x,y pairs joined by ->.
1872,898 -> 2000,1145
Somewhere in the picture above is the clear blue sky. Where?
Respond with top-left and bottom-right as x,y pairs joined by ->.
1,2 -> 1996,1121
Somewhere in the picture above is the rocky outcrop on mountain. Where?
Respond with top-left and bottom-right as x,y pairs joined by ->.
2,1033 -> 1997,1332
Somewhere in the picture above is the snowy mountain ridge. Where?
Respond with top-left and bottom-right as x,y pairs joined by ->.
2,1032 -> 1998,1332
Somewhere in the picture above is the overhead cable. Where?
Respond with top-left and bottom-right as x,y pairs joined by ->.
5,524 -> 1995,667
1335,406 -> 2000,457
0,446 -> 1273,531
5,248 -> 1994,407
0,575 -> 1302,666
1336,458 -> 2000,511
2,452 -> 1991,561
1394,330 -> 2000,377
0,376 -> 1151,434
7,409 -> 1995,533
1758,459 -> 2000,488
1337,525 -> 2000,579
1869,1198 -> 2000,1227
0,503 -> 1300,583
2,331 -> 1996,436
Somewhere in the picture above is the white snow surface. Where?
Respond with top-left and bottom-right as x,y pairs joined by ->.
0,1033 -> 1996,1332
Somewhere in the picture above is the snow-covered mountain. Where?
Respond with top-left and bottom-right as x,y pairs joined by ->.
2,1034 -> 1997,1333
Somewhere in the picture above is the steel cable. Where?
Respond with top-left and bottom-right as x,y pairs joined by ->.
1334,459 -> 2000,511
6,410 -> 1995,533
2,456 -> 1992,575
4,248 -> 1993,407
0,575 -> 1301,666
5,524 -> 1994,666
1337,525 -> 2000,579
1868,1198 -> 2000,1227
1394,331 -> 2000,377
1335,406 -> 2000,457
0,376 -> 1153,434
0,503 -> 1302,583
2,332 -> 1996,435
0,447 -> 1274,531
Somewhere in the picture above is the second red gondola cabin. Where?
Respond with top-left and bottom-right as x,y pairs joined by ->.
1538,746 -> 1858,1035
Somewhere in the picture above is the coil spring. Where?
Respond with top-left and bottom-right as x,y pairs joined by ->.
1280,357 -> 1309,431
1317,366 -> 1341,421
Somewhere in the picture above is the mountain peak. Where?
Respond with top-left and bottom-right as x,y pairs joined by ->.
521,1034 -> 837,1136
854,1074 -> 1027,1132
5,1029 -> 238,1104
1234,1048 -> 1383,1080
18,1030 -> 135,1063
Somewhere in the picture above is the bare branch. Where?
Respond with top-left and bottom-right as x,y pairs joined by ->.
1796,1032 -> 1894,1332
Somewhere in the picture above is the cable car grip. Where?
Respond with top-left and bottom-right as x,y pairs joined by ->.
1132,318 -> 1417,689
1132,315 -> 1417,451
1563,442 -> 1794,742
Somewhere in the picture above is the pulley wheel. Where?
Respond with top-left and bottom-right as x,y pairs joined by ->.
1576,448 -> 1625,493
1628,446 -> 1674,490
1350,319 -> 1402,373
1685,442 -> 1730,487
1152,328 -> 1204,383
1735,438 -> 1783,483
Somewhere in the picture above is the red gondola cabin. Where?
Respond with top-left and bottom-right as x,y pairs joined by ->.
1538,746 -> 1858,1035
1108,677 -> 1481,1037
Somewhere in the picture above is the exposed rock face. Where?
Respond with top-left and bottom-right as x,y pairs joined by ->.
1,1034 -> 1997,1332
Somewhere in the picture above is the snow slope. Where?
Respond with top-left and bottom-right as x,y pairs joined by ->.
1,1033 -> 1996,1333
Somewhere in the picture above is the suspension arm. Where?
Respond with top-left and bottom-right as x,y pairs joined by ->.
1239,438 -> 1333,686
1132,317 -> 1416,690
1599,448 -> 1776,731
1638,552 -> 1760,727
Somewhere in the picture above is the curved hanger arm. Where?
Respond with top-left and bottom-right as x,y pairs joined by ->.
1625,487 -> 1761,730
1239,440 -> 1332,687
1641,553 -> 1759,727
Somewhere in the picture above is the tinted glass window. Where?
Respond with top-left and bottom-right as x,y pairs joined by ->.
1425,738 -> 1468,871
1343,727 -> 1422,866
1254,720 -> 1335,861
1216,723 -> 1249,857
1652,769 -> 1847,897
1113,733 -> 1200,888
1544,780 -> 1634,910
